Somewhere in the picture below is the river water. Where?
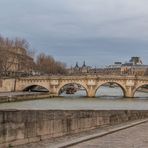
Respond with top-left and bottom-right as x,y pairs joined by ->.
0,86 -> 148,110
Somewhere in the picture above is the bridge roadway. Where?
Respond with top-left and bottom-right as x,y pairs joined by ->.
0,75 -> 148,98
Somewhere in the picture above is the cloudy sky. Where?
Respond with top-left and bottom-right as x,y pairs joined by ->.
0,0 -> 148,67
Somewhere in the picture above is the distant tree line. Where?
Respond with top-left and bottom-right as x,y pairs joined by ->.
0,35 -> 67,77
36,53 -> 67,75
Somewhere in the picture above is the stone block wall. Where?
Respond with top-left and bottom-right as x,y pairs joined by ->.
0,110 -> 148,147
0,79 -> 15,92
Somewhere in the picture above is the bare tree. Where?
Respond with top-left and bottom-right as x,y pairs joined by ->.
36,53 -> 67,75
0,35 -> 66,77
14,38 -> 29,49
0,35 -> 35,77
0,36 -> 16,76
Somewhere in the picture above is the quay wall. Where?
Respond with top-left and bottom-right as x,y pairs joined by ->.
0,110 -> 148,147
0,93 -> 54,103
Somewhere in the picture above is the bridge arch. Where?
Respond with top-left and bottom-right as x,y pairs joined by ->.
22,84 -> 49,92
57,81 -> 89,96
133,83 -> 148,97
94,81 -> 126,97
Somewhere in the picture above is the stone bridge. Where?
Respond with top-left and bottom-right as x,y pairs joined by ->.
0,75 -> 148,97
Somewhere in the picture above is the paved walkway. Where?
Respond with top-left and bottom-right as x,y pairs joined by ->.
15,119 -> 148,148
70,121 -> 148,148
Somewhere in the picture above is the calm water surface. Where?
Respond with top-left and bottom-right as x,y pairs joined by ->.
0,87 -> 148,110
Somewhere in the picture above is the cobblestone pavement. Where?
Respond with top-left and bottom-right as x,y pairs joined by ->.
70,121 -> 148,148
15,120 -> 148,148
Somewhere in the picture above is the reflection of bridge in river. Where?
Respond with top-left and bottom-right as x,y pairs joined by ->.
0,75 -> 148,98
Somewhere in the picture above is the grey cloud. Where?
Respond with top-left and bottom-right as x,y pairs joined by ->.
0,0 -> 148,66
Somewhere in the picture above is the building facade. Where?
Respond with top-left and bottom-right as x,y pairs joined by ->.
68,57 -> 148,76
68,61 -> 91,75
0,47 -> 34,76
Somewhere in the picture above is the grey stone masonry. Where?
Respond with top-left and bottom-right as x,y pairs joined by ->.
0,110 -> 148,147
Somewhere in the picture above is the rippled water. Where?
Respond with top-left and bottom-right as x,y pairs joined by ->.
0,86 -> 148,110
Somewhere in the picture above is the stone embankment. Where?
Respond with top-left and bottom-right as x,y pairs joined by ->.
0,93 -> 54,103
0,110 -> 148,147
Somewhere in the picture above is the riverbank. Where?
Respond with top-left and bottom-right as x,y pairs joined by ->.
0,110 -> 148,147
0,92 -> 55,103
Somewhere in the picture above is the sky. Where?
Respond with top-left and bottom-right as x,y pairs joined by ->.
0,0 -> 148,67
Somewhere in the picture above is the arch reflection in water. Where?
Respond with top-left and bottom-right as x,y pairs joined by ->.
134,84 -> 148,98
95,82 -> 123,99
59,83 -> 87,97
